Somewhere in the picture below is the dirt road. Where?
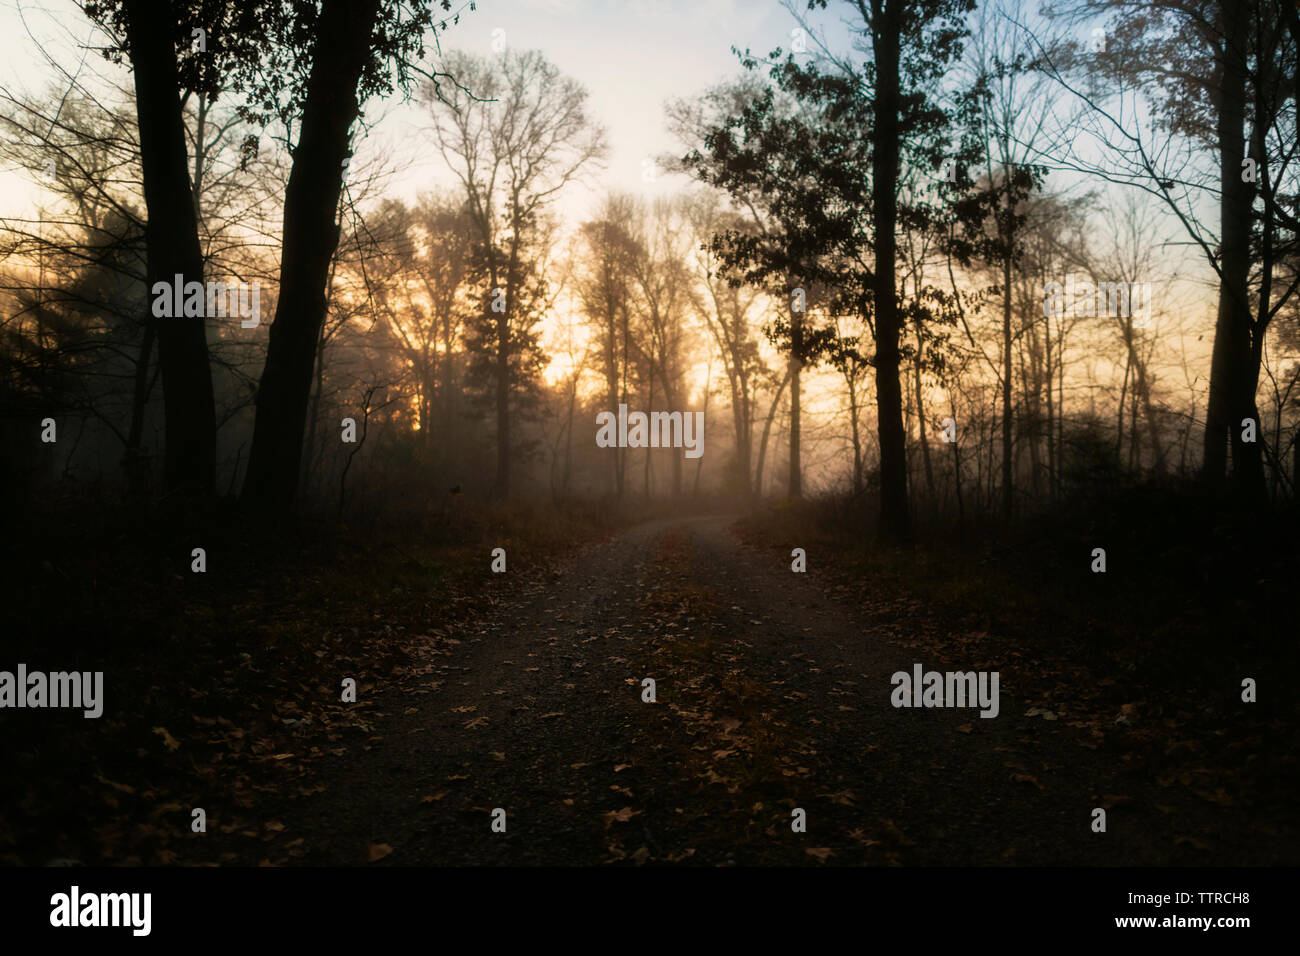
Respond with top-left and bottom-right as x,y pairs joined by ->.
275,515 -> 1280,865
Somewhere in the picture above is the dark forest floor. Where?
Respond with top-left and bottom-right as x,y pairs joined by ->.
2,505 -> 1295,866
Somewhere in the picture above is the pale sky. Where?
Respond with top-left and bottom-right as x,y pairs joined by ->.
0,0 -> 813,221
374,0 -> 822,221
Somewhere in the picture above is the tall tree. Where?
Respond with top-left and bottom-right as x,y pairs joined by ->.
576,194 -> 640,499
86,0 -> 225,496
840,0 -> 978,540
1041,0 -> 1300,502
242,0 -> 454,512
683,191 -> 768,500
691,0 -> 977,536
89,0 -> 464,509
422,49 -> 606,499
680,78 -> 839,501
629,197 -> 695,499
959,1 -> 1050,517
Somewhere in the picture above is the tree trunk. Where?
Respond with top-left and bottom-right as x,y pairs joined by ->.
1204,5 -> 1264,502
847,366 -> 863,496
644,374 -> 654,499
301,260 -> 337,502
755,368 -> 792,500
564,379 -> 575,503
1000,248 -> 1013,519
124,0 -> 216,497
872,14 -> 911,542
617,310 -> 630,499
694,363 -> 711,498
915,326 -> 935,499
949,393 -> 965,530
788,297 -> 803,498
1044,301 -> 1055,501
607,350 -> 622,499
1116,345 -> 1130,460
1134,346 -> 1165,472
495,280 -> 511,499
731,369 -> 754,500
242,0 -> 382,513
123,318 -> 156,499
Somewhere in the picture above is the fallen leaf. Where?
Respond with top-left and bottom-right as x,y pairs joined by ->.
805,847 -> 835,862
96,775 -> 136,795
1194,788 -> 1234,806
152,727 -> 181,752
367,843 -> 393,862
1010,773 -> 1043,789
819,790 -> 858,806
